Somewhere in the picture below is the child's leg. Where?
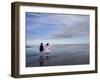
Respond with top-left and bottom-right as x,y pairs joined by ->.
40,51 -> 43,56
46,52 -> 49,56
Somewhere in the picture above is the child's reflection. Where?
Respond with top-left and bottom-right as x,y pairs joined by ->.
39,55 -> 44,66
39,55 -> 50,66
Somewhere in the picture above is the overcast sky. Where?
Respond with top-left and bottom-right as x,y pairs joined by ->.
26,12 -> 90,45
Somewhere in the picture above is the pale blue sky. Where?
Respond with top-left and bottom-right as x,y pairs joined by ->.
26,12 -> 90,45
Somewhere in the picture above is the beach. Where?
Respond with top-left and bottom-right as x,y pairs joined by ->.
26,44 -> 89,67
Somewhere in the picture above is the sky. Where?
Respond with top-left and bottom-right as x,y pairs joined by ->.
25,12 -> 90,46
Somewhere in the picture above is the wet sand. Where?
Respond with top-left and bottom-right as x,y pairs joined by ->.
26,44 -> 89,67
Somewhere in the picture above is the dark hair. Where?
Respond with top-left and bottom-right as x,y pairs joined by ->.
46,43 -> 49,46
40,43 -> 43,46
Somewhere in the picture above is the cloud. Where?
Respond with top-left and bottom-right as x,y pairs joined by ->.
26,12 -> 89,40
50,15 -> 90,39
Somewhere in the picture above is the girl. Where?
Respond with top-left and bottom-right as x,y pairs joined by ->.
45,43 -> 50,57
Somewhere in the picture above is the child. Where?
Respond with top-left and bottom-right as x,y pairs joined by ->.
45,43 -> 50,57
39,43 -> 44,56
